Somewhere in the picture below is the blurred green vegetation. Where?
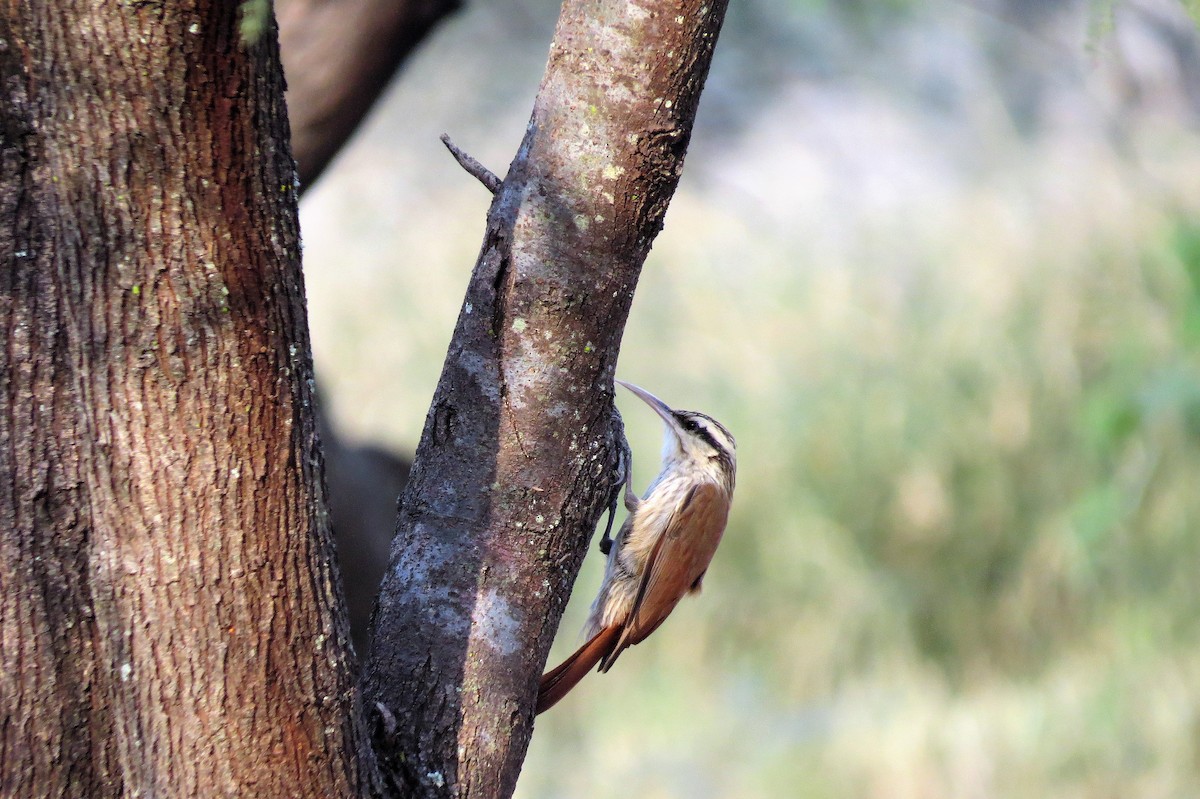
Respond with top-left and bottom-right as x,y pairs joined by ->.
300,0 -> 1200,795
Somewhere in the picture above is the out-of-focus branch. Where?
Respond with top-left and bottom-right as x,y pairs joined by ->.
277,0 -> 457,649
359,0 -> 730,795
278,0 -> 462,189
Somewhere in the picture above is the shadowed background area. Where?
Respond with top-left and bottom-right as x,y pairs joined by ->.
299,0 -> 1200,795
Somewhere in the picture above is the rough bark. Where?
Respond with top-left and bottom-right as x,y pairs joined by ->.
0,3 -> 373,797
359,0 -> 730,796
278,0 -> 462,189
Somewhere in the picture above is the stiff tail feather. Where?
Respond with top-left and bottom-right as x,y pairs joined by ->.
536,624 -> 621,714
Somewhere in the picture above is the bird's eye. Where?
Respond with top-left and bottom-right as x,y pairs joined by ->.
682,418 -> 700,433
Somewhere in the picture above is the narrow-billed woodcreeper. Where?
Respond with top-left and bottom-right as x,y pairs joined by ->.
538,380 -> 737,713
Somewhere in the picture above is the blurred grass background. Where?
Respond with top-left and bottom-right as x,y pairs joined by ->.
298,0 -> 1200,795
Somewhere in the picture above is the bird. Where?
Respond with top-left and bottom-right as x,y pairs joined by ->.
537,379 -> 736,714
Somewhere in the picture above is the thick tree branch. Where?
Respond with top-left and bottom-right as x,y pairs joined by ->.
278,0 -> 462,189
359,0 -> 730,796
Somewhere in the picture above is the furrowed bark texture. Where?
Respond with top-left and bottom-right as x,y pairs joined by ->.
278,0 -> 462,189
0,4 -> 371,796
360,0 -> 729,796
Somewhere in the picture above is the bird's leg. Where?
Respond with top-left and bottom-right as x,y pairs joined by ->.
623,466 -> 639,514
599,404 -> 633,556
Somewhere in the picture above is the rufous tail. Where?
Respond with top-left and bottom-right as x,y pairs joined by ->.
536,624 -> 621,714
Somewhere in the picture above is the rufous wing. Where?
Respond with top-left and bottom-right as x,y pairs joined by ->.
599,481 -> 730,672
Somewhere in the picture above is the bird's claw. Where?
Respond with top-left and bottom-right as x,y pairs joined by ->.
599,402 -> 633,556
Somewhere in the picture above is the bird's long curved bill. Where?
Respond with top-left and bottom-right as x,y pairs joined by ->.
616,379 -> 677,425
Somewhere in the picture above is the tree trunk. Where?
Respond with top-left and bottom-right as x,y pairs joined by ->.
359,0 -> 730,795
0,4 -> 372,796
